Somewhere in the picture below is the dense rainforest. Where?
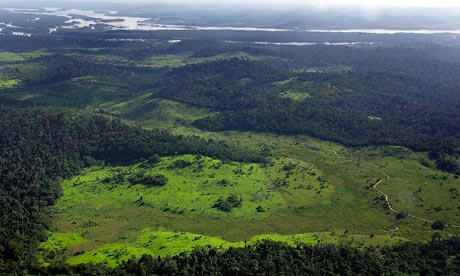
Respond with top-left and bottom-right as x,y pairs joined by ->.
158,58 -> 460,173
2,30 -> 460,274
0,101 -> 264,273
3,36 -> 460,172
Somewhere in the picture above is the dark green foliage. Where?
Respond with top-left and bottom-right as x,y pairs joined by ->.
188,68 -> 460,174
436,157 -> 460,174
273,178 -> 289,188
33,237 -> 460,275
139,155 -> 161,169
4,35 -> 460,172
396,212 -> 407,220
282,163 -> 297,171
147,174 -> 168,187
129,173 -> 168,187
102,173 -> 125,184
213,194 -> 242,212
3,33 -> 460,274
217,179 -> 230,186
168,159 -> 192,169
0,102 -> 264,272
256,205 -> 265,212
147,155 -> 161,164
193,70 -> 460,152
431,221 -> 446,230
157,59 -> 287,110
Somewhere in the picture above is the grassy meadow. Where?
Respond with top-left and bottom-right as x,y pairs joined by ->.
39,126 -> 460,266
2,46 -> 459,267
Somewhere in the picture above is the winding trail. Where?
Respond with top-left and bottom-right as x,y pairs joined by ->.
360,164 -> 397,213
224,136 -> 460,228
331,150 -> 460,228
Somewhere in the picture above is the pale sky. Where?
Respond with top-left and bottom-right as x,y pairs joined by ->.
95,0 -> 460,8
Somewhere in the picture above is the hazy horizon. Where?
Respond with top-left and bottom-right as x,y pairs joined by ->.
4,0 -> 460,32
5,0 -> 460,9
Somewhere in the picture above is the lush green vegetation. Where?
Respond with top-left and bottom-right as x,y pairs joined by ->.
0,103 -> 263,273
0,78 -> 20,89
33,238 -> 460,275
1,30 -> 460,274
33,133 -> 460,269
6,37 -> 457,172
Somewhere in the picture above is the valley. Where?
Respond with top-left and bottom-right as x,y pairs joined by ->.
36,111 -> 460,266
1,5 -> 460,273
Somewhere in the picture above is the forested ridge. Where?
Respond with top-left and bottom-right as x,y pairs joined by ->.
0,102 -> 264,273
3,36 -> 460,170
153,58 -> 460,173
2,33 -> 460,274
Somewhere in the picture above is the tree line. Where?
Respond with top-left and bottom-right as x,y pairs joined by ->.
151,58 -> 460,174
30,237 -> 460,275
0,101 -> 264,273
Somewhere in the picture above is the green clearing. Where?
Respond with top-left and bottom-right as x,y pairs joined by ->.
102,98 -> 215,128
123,96 -> 460,235
273,77 -> 299,86
0,62 -> 47,92
4,46 -> 455,267
295,65 -> 354,73
0,69 -> 21,89
165,128 -> 460,234
0,79 -> 20,89
141,51 -> 260,68
35,96 -> 460,267
33,70 -> 460,266
66,51 -> 260,69
279,90 -> 310,101
367,116 -> 382,121
273,78 -> 341,100
143,54 -> 192,67
0,51 -> 49,63
0,76 -> 131,106
356,147 -> 460,226
41,134 -> 448,266
59,47 -> 108,52
40,228 -> 405,267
